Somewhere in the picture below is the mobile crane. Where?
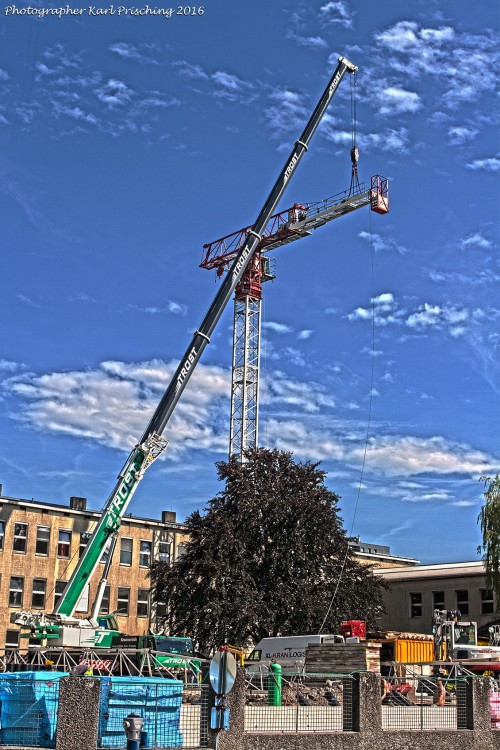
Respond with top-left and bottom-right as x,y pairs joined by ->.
12,57 -> 362,650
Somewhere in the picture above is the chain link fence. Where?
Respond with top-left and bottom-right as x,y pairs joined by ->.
244,672 -> 354,733
381,675 -> 468,731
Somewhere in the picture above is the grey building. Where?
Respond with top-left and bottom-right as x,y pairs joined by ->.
377,560 -> 496,635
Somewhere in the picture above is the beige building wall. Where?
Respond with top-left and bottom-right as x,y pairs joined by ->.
377,561 -> 496,635
0,492 -> 188,649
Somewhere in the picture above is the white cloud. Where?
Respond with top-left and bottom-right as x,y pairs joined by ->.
448,126 -> 479,146
7,360 -> 231,458
298,330 -> 313,340
348,292 -> 405,326
319,1 -> 354,28
377,87 -> 421,116
323,126 -> 410,154
95,79 -> 133,107
374,21 -> 497,110
358,231 -> 409,255
263,321 -> 293,334
405,303 -> 470,336
168,301 -> 188,316
17,294 -> 41,308
0,69 -> 9,81
461,234 -> 492,250
466,157 -> 500,172
286,31 -> 327,49
109,42 -> 159,65
0,360 -> 23,373
264,420 -> 495,478
376,21 -> 454,55
265,89 -> 308,137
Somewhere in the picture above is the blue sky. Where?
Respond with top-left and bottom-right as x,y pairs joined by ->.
0,0 -> 498,565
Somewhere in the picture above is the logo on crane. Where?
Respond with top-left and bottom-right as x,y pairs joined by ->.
175,346 -> 197,393
283,154 -> 298,185
104,453 -> 143,529
328,70 -> 342,99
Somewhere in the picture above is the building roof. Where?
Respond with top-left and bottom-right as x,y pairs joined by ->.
0,493 -> 187,531
377,560 -> 485,581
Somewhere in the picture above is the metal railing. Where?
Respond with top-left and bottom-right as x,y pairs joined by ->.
0,675 -> 61,748
381,675 -> 468,731
244,671 -> 354,733
0,647 -> 205,682
97,677 -> 210,748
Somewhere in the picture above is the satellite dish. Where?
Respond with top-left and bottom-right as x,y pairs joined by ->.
209,650 -> 237,695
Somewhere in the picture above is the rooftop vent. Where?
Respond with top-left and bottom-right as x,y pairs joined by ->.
162,510 -> 176,524
70,496 -> 87,511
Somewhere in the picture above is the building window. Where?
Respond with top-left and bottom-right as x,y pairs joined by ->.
117,587 -> 130,615
36,526 -> 50,555
137,589 -> 149,618
9,576 -> 24,607
433,591 -> 445,611
176,543 -> 188,560
0,520 -> 5,551
410,592 -> 422,618
456,590 -> 469,616
13,523 -> 28,553
58,530 -> 71,558
99,585 -> 111,615
79,532 -> 91,558
31,578 -> 46,609
157,539 -> 171,564
481,589 -> 494,615
120,538 -> 133,566
54,581 -> 67,609
5,629 -> 20,649
140,541 -> 152,568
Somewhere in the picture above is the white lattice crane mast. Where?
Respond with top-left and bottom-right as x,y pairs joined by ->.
200,176 -> 389,460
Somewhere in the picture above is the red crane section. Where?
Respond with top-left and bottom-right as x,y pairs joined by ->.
200,176 -> 389,279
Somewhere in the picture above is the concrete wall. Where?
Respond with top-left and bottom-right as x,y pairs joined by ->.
0,671 -> 497,750
217,670 -> 498,750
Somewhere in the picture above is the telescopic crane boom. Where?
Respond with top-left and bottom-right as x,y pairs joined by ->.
13,56 -> 358,630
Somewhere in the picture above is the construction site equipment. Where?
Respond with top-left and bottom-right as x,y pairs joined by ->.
201,177 -> 389,460
12,56 -> 359,648
432,609 -> 500,673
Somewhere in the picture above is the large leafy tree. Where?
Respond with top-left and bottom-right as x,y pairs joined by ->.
478,475 -> 500,613
150,448 -> 386,651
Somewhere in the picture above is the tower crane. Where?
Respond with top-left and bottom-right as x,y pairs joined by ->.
13,56 -> 361,644
201,175 -> 389,460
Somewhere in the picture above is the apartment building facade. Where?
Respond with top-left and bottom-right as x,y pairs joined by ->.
0,486 -> 189,650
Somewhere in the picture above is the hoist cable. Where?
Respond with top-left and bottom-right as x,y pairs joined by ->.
348,72 -> 361,196
319,209 -> 376,634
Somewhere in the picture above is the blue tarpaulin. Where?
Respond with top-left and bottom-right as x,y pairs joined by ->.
0,671 -> 67,748
98,676 -> 183,748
